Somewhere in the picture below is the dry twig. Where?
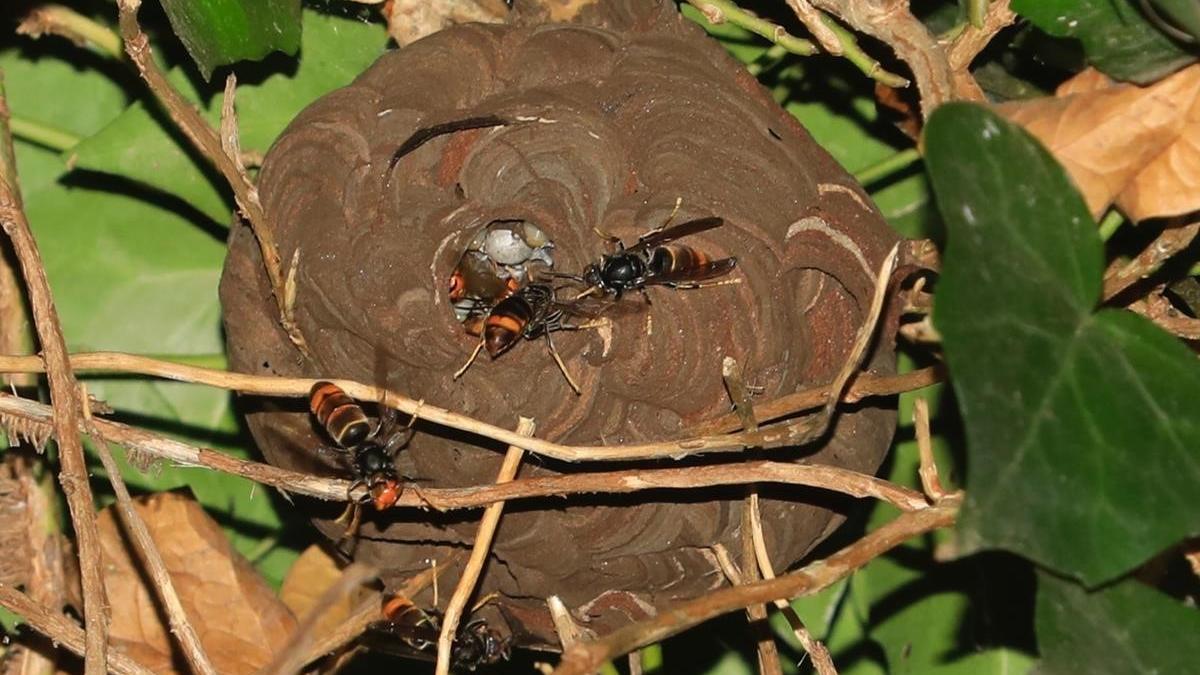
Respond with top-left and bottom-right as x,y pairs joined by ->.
785,0 -> 841,54
554,498 -> 961,674
0,583 -> 153,675
713,545 -> 836,675
16,4 -> 124,59
91,429 -> 218,675
946,0 -> 1016,72
435,418 -> 535,675
114,0 -> 306,353
0,392 -> 928,512
693,365 -> 943,435
721,357 -> 782,675
685,0 -> 907,86
810,0 -> 989,113
1129,291 -> 1200,340
1103,218 -> 1200,301
0,334 -> 929,464
547,595 -> 592,649
0,74 -> 109,675
750,504 -> 837,675
912,397 -> 946,501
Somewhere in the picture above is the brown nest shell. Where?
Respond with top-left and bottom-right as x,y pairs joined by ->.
220,0 -> 900,647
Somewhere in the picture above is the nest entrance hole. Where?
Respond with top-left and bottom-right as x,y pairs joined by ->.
448,219 -> 557,334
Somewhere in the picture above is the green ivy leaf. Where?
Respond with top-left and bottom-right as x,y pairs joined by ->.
1036,573 -> 1200,674
1012,0 -> 1197,83
159,0 -> 302,80
2,42 -> 284,569
71,9 -> 387,224
1150,0 -> 1200,42
925,103 -> 1200,586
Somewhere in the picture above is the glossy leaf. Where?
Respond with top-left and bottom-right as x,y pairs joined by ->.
1036,572 -> 1200,674
71,10 -> 387,224
159,0 -> 302,79
925,103 -> 1200,585
1,46 -> 284,567
1012,0 -> 1197,84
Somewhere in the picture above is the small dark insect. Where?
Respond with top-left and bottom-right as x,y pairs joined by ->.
557,216 -> 737,302
367,595 -> 512,671
451,620 -> 513,671
385,115 -> 513,187
454,283 -> 584,393
309,381 -> 413,525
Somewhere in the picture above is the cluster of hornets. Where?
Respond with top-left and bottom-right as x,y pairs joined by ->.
303,116 -> 739,670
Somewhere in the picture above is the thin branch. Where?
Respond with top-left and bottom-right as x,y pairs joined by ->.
785,0 -> 841,53
7,115 -> 81,152
810,0 -> 968,113
90,425 -> 218,675
547,596 -> 591,649
0,336 -> 927,465
0,583 -> 152,675
692,365 -> 943,436
722,357 -> 781,675
17,4 -> 124,59
912,397 -> 946,501
1132,291 -> 1200,338
686,0 -> 817,55
1129,291 -> 1200,340
966,0 -> 987,28
0,74 -> 109,675
748,501 -> 836,675
265,563 -> 377,675
435,418 -> 535,675
0,393 -> 929,512
946,0 -> 1015,71
816,13 -> 910,88
114,0 -> 305,353
553,499 -> 961,675
853,147 -> 922,186
0,391 -> 350,501
1103,218 -> 1200,301
628,651 -> 644,675
713,545 -> 836,675
716,540 -> 781,675
687,0 -> 908,86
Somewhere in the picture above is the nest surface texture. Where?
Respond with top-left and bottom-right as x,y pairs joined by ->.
220,0 -> 900,645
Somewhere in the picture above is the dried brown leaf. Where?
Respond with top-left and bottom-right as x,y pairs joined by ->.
997,65 -> 1200,222
97,492 -> 296,675
279,544 -> 355,639
540,0 -> 600,21
384,0 -> 507,45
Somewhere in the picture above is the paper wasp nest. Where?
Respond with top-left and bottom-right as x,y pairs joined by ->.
221,0 -> 899,647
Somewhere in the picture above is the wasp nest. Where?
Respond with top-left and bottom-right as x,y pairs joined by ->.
220,0 -> 899,647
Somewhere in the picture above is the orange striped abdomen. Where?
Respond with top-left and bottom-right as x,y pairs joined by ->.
649,245 -> 710,275
309,381 -> 370,447
483,294 -> 533,358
